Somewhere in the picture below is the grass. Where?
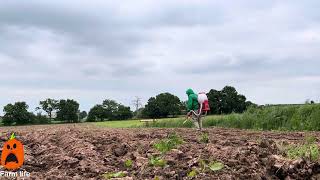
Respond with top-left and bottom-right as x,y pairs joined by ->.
144,115 -> 238,128
94,120 -> 144,128
93,104 -> 320,131
286,144 -> 319,161
282,135 -> 320,161
92,115 -> 235,128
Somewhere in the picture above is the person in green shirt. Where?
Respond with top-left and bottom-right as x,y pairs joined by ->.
186,88 -> 202,130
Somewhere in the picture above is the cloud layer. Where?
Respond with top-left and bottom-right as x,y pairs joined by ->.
1,0 -> 319,114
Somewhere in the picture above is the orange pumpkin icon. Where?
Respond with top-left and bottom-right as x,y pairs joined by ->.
1,133 -> 24,170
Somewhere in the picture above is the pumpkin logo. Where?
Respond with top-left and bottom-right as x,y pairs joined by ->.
1,133 -> 24,170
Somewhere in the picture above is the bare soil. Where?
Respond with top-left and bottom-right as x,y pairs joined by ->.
0,124 -> 320,180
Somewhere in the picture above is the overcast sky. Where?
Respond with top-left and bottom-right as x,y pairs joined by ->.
0,0 -> 319,114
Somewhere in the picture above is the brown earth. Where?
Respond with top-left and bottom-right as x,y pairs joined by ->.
0,124 -> 320,180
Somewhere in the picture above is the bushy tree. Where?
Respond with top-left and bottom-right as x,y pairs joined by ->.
142,93 -> 182,118
37,98 -> 58,120
102,99 -> 118,119
142,97 -> 160,118
207,89 -> 222,114
114,105 -> 133,120
207,86 -> 253,114
156,93 -> 181,117
56,99 -> 80,123
87,105 -> 106,121
2,102 -> 33,125
87,99 -> 133,121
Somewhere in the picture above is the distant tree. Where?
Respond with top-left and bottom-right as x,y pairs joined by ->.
56,99 -> 80,123
220,86 -> 239,114
102,99 -> 118,119
114,105 -> 133,120
142,93 -> 182,118
235,94 -> 247,113
207,89 -> 222,114
142,97 -> 160,119
2,102 -> 32,125
87,105 -> 105,121
87,100 -> 133,121
79,111 -> 87,120
207,86 -> 252,114
156,93 -> 181,117
37,98 -> 58,120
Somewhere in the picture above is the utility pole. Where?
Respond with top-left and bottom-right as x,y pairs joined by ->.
132,96 -> 142,112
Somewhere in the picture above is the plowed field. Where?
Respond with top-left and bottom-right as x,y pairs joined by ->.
0,124 -> 319,179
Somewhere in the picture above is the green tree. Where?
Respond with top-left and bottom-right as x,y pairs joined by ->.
207,89 -> 222,114
207,86 -> 252,114
114,105 -> 133,120
220,86 -> 239,114
37,98 -> 58,120
56,99 -> 80,123
142,93 -> 182,118
102,99 -> 118,119
142,97 -> 161,118
87,105 -> 106,121
3,102 -> 32,125
156,93 -> 181,117
87,100 -> 133,121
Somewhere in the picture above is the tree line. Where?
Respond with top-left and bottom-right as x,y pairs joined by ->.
1,86 -> 255,125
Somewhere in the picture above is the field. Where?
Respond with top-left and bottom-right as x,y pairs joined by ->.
1,124 -> 320,179
93,115 -> 241,128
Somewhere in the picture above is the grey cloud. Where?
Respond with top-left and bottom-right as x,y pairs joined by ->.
0,1 -> 320,114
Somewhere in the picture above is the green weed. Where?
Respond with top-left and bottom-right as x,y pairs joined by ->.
187,169 -> 197,178
197,159 -> 224,172
199,132 -> 209,143
149,156 -> 167,167
208,162 -> 224,171
124,159 -> 133,168
153,133 -> 183,154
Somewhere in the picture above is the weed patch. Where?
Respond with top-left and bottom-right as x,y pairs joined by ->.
153,133 -> 183,154
282,135 -> 319,161
149,156 -> 167,167
124,159 -> 133,168
102,171 -> 126,179
199,132 -> 209,143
